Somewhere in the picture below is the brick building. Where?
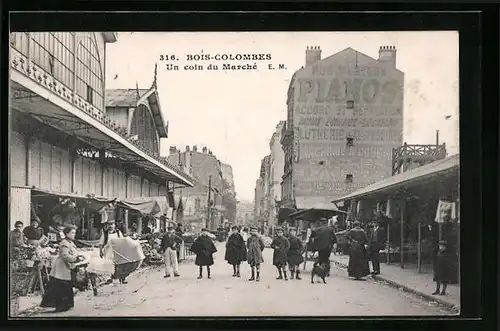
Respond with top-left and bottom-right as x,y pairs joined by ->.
281,45 -> 404,210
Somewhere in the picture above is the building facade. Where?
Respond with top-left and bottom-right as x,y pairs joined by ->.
9,32 -> 192,231
236,200 -> 254,226
268,121 -> 286,229
281,45 -> 404,209
167,145 -> 225,230
220,162 -> 237,223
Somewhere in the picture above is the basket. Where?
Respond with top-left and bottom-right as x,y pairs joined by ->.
11,272 -> 31,296
10,296 -> 20,317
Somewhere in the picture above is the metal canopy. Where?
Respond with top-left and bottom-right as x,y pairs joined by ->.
331,154 -> 459,203
288,208 -> 347,222
10,80 -> 193,187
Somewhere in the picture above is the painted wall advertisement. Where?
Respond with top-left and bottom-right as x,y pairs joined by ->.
292,54 -> 404,199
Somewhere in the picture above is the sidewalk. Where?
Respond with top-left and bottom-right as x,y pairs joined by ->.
330,254 -> 460,311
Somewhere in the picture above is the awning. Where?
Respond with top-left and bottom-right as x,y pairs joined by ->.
117,198 -> 161,215
331,154 -> 460,203
277,207 -> 297,221
295,196 -> 337,210
10,53 -> 193,187
288,208 -> 347,222
30,187 -> 116,210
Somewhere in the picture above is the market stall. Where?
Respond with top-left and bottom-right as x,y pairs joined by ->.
331,154 -> 460,278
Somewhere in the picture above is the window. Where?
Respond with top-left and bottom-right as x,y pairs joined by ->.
28,32 -> 74,89
48,54 -> 55,74
195,198 -> 201,211
346,100 -> 354,109
86,84 -> 93,104
75,35 -> 103,110
346,137 -> 354,147
345,174 -> 353,184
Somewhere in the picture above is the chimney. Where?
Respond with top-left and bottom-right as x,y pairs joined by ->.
378,45 -> 397,67
436,130 -> 440,146
185,145 -> 190,152
305,46 -> 322,67
193,145 -> 197,152
169,146 -> 177,155
208,150 -> 213,155
202,146 -> 207,153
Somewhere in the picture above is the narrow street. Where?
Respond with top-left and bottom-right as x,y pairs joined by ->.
26,242 -> 452,317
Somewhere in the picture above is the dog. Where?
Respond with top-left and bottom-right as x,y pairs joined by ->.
311,261 -> 330,284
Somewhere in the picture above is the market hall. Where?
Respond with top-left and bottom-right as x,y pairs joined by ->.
9,32 -> 194,303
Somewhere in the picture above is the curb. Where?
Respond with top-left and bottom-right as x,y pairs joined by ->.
13,265 -> 156,317
330,260 -> 459,313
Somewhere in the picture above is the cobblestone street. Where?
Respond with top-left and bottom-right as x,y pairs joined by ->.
24,243 -> 453,317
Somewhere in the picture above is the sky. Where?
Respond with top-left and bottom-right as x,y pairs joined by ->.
105,31 -> 459,202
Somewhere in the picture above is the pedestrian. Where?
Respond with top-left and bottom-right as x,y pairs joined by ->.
432,240 -> 454,295
40,225 -> 85,312
10,221 -> 26,248
175,222 -> 184,260
99,219 -> 127,284
246,226 -> 265,282
345,221 -> 371,280
309,218 -> 337,276
368,219 -> 386,275
287,227 -> 304,280
160,226 -> 182,278
23,218 -> 44,246
190,228 -> 217,279
271,227 -> 290,280
225,225 -> 247,277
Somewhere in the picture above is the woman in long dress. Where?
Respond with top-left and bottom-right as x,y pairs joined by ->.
40,225 -> 84,312
345,221 -> 371,280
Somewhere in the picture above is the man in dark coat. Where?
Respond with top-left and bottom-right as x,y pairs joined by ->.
190,228 -> 217,279
271,228 -> 290,280
368,220 -> 386,275
309,218 -> 337,276
225,225 -> 247,277
287,227 -> 304,280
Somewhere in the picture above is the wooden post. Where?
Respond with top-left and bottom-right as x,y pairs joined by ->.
206,176 -> 212,229
25,135 -> 32,186
124,209 -> 129,234
386,225 -> 391,265
417,222 -> 422,273
137,215 -> 143,236
400,201 -> 405,269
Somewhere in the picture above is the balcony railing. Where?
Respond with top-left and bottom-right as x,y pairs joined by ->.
10,47 -> 189,182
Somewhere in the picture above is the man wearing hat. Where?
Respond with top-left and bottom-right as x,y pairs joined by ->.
368,219 -> 386,275
160,226 -> 183,278
309,218 -> 338,275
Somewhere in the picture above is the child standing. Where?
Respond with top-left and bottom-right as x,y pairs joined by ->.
271,227 -> 290,280
246,226 -> 265,282
287,227 -> 304,280
432,240 -> 454,295
190,228 -> 217,279
225,225 -> 247,277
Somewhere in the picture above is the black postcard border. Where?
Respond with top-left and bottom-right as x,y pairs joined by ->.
2,4 -> 497,331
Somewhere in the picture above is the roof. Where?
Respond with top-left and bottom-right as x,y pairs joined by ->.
307,47 -> 404,75
105,89 -> 149,107
331,154 -> 460,203
106,88 -> 168,138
